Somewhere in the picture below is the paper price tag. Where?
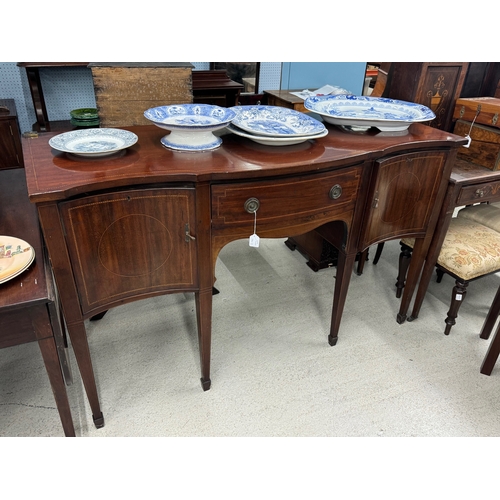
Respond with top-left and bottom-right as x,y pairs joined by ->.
463,134 -> 471,148
249,233 -> 260,248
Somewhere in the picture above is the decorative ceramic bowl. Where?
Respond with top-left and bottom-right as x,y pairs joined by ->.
230,105 -> 325,137
144,104 -> 236,151
304,95 -> 436,132
70,108 -> 99,120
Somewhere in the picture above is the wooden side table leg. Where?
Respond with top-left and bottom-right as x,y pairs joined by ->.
37,336 -> 76,436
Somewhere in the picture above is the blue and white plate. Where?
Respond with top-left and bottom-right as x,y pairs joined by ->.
49,128 -> 138,157
230,105 -> 326,137
227,123 -> 328,146
304,95 -> 436,132
144,104 -> 236,151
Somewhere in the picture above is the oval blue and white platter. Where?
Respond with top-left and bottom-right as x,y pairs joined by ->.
304,95 -> 436,132
49,128 -> 138,157
230,105 -> 325,137
227,123 -> 328,146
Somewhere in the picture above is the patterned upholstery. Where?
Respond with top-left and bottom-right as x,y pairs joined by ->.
402,217 -> 500,280
457,204 -> 500,233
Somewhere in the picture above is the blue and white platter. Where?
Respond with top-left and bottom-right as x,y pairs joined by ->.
230,105 -> 325,137
227,123 -> 328,146
49,128 -> 138,157
144,104 -> 236,151
304,95 -> 436,132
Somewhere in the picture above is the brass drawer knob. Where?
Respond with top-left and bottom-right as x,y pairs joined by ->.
475,189 -> 485,198
329,184 -> 342,200
244,197 -> 260,213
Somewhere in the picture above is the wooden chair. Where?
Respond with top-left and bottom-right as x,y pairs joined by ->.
479,284 -> 500,375
395,214 -> 500,335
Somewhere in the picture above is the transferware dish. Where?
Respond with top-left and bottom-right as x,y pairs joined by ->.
304,95 -> 435,132
227,123 -> 328,146
230,105 -> 325,137
0,236 -> 35,284
49,128 -> 138,157
144,104 -> 236,151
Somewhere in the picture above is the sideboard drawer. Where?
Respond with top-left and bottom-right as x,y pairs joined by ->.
211,166 -> 363,235
457,181 -> 500,205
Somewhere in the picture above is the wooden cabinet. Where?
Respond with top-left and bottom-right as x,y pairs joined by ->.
360,151 -> 448,247
59,186 -> 197,316
192,70 -> 244,107
0,99 -> 24,169
386,62 -> 469,132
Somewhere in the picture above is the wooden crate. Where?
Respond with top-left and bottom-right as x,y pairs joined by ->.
89,63 -> 193,127
454,119 -> 500,170
453,97 -> 500,129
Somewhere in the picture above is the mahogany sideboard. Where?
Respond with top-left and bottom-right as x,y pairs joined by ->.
22,124 -> 465,428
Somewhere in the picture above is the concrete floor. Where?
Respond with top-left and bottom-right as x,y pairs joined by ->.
2,237 -> 500,439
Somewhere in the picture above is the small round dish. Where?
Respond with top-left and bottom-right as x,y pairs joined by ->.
227,123 -> 328,146
144,104 -> 236,151
0,236 -> 35,284
49,128 -> 138,157
304,95 -> 436,132
70,108 -> 99,120
230,105 -> 325,137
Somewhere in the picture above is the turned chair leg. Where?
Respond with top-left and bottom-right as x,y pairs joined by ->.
395,243 -> 412,299
355,248 -> 369,276
444,280 -> 468,335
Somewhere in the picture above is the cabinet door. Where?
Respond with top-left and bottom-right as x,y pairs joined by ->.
361,151 -> 448,248
0,119 -> 21,170
60,187 -> 197,315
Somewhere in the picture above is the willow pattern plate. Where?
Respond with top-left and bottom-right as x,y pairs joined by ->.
49,128 -> 138,157
230,105 -> 325,137
304,95 -> 435,132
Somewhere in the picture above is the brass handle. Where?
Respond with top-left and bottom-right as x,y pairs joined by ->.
244,197 -> 260,213
475,189 -> 485,198
329,184 -> 342,200
185,223 -> 196,242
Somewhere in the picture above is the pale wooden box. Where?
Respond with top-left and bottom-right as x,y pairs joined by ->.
89,63 -> 194,127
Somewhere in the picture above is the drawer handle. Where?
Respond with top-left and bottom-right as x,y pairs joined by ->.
244,197 -> 260,213
329,184 -> 342,200
475,189 -> 485,198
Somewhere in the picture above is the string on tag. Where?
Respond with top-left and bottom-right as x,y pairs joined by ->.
249,209 -> 260,247
463,106 -> 481,148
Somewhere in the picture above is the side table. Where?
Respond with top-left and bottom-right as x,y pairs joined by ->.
0,168 -> 75,437
264,90 -> 308,113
